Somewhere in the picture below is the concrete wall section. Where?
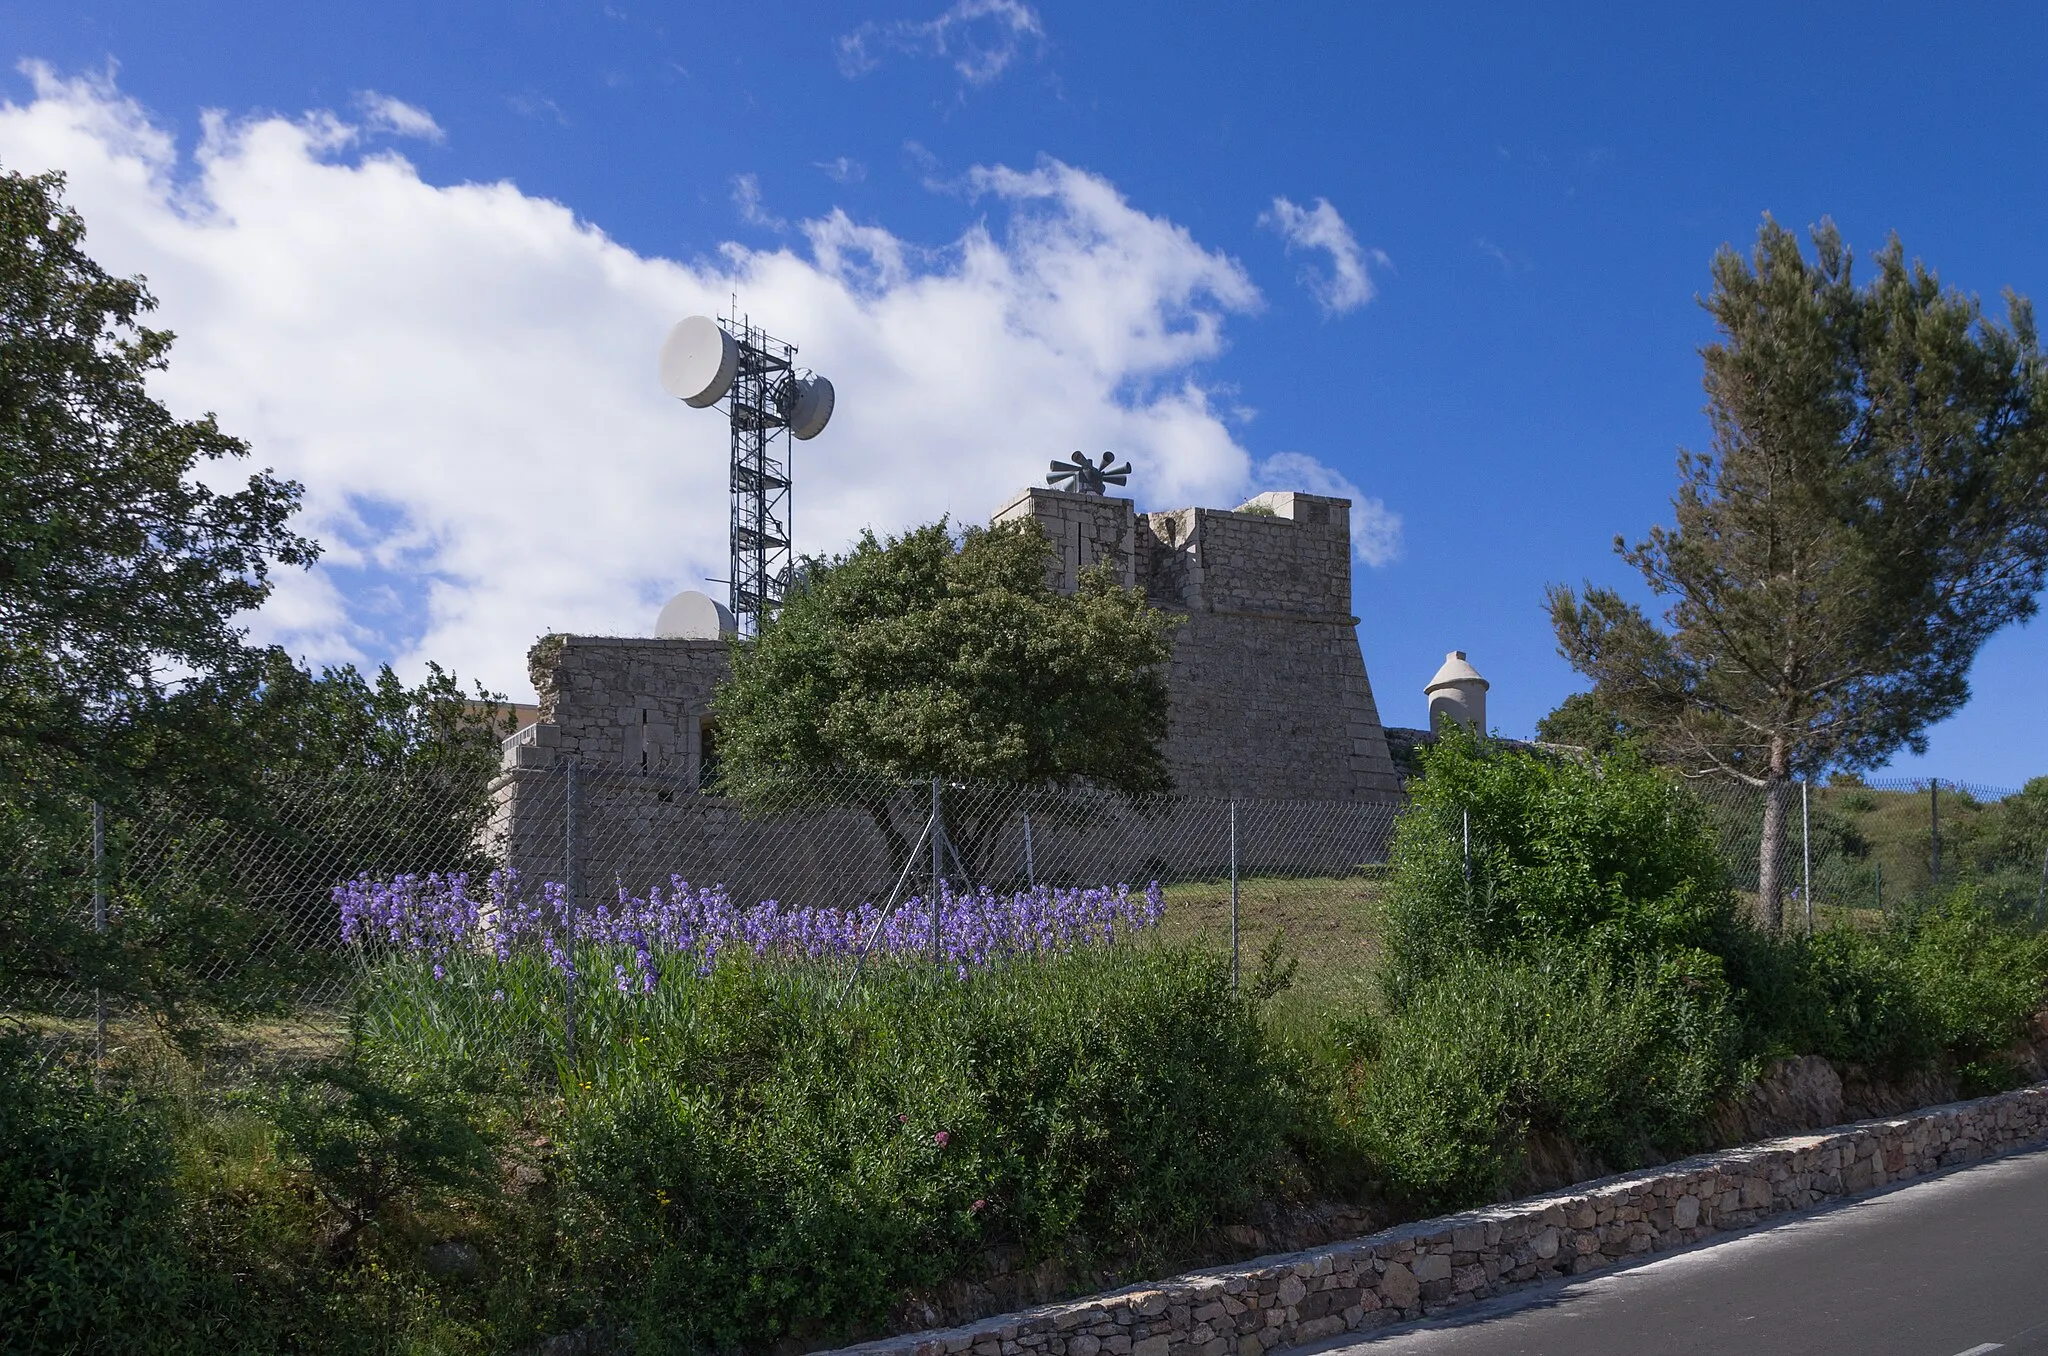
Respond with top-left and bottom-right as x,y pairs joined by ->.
523,634 -> 729,773
992,488 -> 1138,593
1142,493 -> 1401,802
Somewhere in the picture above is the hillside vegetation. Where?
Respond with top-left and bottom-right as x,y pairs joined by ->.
6,733 -> 2047,1354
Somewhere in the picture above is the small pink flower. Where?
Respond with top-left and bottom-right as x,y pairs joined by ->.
933,1131 -> 950,1148
971,1198 -> 986,1212
898,1114 -> 908,1123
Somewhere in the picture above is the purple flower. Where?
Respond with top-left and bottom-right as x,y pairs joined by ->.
337,864 -> 1162,986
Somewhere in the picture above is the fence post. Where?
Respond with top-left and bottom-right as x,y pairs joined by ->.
1801,779 -> 1813,935
563,758 -> 579,1069
1462,807 -> 1473,911
2036,843 -> 2046,927
1228,800 -> 1239,994
92,801 -> 106,1077
1023,812 -> 1035,890
931,778 -> 944,962
1930,780 -> 1941,890
1875,860 -> 1883,914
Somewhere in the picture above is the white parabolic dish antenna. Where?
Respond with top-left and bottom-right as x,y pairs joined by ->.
659,315 -> 740,407
783,375 -> 835,440
655,589 -> 736,640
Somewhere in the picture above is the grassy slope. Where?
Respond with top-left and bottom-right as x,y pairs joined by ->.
1154,875 -> 1384,1016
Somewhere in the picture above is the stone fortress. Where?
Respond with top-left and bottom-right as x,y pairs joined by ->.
490,482 -> 1493,905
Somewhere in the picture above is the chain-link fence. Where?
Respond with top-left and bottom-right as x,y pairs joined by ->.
7,768 -> 499,1055
11,760 -> 2042,1059
7,761 -> 1405,1054
1693,776 -> 2048,930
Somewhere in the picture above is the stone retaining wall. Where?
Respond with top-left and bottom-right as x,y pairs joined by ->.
825,1083 -> 2048,1356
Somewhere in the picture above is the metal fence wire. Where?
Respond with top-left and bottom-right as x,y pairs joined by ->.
9,760 -> 2042,1050
1690,776 -> 2046,929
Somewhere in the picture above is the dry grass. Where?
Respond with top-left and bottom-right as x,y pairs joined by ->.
1154,873 -> 1385,1015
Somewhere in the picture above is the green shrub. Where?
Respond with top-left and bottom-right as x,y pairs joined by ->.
1382,727 -> 1735,1002
0,1033 -> 201,1353
264,1050 -> 501,1258
1729,887 -> 2048,1084
1302,955 -> 1736,1212
376,944 -> 1291,1352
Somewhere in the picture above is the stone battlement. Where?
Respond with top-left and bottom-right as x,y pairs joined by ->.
509,484 -> 1402,805
993,486 -> 1400,802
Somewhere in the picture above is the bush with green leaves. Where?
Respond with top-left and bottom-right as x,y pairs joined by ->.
1381,731 -> 2047,1148
1292,954 -> 1736,1212
0,1033 -> 201,1353
1729,885 -> 2048,1086
354,942 -> 1287,1351
264,1051 -> 501,1259
1382,726 -> 1737,1000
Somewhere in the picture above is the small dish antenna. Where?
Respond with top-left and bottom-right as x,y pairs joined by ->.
1046,450 -> 1132,495
778,374 -> 835,441
659,315 -> 741,407
655,588 -> 737,640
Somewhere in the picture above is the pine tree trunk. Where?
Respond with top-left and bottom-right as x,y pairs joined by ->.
1757,775 -> 1789,931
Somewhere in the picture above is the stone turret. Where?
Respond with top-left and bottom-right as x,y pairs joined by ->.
1425,650 -> 1489,734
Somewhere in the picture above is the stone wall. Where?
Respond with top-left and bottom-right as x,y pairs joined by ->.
993,488 -> 1402,803
491,636 -> 898,910
492,484 -> 1410,902
490,631 -> 1399,908
820,1083 -> 2048,1356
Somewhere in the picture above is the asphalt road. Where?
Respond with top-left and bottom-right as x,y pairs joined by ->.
1315,1145 -> 2048,1356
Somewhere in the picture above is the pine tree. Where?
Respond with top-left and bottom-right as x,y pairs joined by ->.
1550,218 -> 2048,928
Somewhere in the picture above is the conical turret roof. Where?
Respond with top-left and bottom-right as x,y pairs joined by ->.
1425,650 -> 1489,693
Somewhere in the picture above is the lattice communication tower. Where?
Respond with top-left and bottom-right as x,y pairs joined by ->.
658,311 -> 835,636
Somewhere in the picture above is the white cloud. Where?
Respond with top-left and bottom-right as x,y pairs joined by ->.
353,91 -> 444,143
838,0 -> 1044,86
0,66 -> 1394,698
1253,452 -> 1403,567
815,155 -> 866,184
730,172 -> 785,230
1258,195 -> 1386,316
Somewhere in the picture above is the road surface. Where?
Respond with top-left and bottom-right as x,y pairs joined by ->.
1317,1145 -> 2048,1356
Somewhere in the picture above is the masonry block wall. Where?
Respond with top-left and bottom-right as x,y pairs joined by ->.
490,484 -> 1405,907
490,636 -> 894,911
993,487 -> 1402,803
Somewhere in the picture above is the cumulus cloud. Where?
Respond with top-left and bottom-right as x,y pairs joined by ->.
1258,195 -> 1386,316
0,64 -> 1394,698
353,91 -> 444,143
1253,452 -> 1403,567
838,0 -> 1044,86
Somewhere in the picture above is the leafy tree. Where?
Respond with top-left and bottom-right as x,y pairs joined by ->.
1,166 -> 316,804
714,518 -> 1180,875
0,167 -> 511,1026
0,165 -> 322,1017
1550,218 -> 2048,928
1533,691 -> 1640,754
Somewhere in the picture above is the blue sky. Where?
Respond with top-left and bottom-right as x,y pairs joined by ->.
5,2 -> 2047,784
